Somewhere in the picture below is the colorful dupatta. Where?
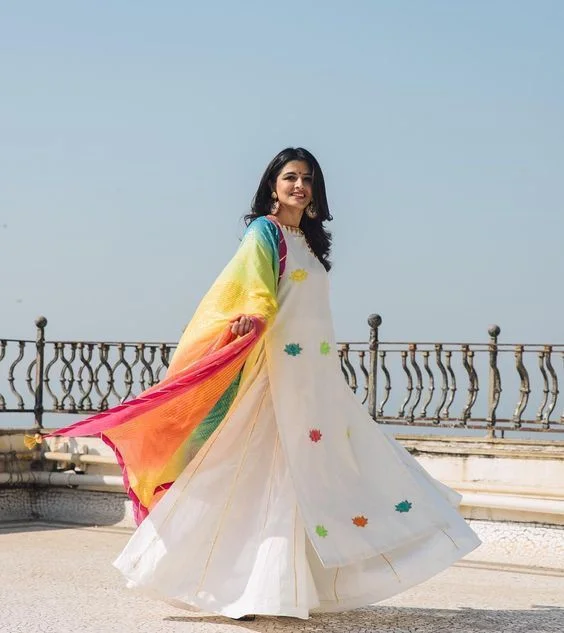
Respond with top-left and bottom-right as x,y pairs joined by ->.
48,216 -> 286,524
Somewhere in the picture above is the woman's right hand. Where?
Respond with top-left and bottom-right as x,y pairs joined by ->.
230,316 -> 253,337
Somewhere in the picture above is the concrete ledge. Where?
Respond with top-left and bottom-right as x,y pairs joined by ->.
3,433 -> 564,552
397,435 -> 564,459
398,436 -> 564,509
2,487 -> 564,572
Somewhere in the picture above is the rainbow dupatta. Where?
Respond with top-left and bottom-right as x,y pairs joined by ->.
48,216 -> 286,524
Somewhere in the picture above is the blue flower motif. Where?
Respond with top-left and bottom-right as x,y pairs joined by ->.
284,343 -> 303,357
395,500 -> 412,513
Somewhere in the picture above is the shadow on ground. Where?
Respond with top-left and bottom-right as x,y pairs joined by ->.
0,520 -> 68,534
164,605 -> 564,632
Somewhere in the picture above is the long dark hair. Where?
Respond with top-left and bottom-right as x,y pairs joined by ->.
244,147 -> 333,271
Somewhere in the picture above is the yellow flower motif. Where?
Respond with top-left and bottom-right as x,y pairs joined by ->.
290,269 -> 308,282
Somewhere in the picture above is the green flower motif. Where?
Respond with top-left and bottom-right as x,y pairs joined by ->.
284,343 -> 302,357
395,500 -> 413,513
320,341 -> 331,355
315,524 -> 328,538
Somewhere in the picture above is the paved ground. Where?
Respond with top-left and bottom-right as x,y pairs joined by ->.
1,522 -> 563,633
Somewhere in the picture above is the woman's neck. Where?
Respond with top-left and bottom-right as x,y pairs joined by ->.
275,208 -> 304,228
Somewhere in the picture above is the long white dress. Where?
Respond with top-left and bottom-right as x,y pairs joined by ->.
114,224 -> 480,619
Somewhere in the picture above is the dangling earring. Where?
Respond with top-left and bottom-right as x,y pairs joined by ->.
271,191 -> 280,215
305,202 -> 318,219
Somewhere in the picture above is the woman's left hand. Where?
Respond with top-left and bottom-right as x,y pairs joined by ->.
231,316 -> 253,337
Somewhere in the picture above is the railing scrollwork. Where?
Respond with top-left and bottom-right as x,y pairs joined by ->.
0,315 -> 563,438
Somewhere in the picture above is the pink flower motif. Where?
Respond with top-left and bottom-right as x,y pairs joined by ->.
309,429 -> 322,443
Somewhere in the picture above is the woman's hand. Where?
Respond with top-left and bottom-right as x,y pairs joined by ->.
231,316 -> 253,337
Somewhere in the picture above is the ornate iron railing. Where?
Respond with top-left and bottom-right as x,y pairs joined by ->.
1,316 -> 563,437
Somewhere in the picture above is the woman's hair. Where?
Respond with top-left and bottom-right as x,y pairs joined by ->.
245,147 -> 333,271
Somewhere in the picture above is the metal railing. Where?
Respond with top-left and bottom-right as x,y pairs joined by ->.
1,316 -> 563,437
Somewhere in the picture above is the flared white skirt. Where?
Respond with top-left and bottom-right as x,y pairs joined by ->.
114,363 -> 480,619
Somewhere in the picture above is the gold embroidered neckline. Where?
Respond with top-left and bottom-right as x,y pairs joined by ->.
280,223 -> 304,236
279,223 -> 317,258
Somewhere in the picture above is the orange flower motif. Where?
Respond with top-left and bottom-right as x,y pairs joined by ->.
309,429 -> 322,443
352,515 -> 368,528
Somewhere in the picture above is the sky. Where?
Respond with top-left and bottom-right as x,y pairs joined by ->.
1,1 -> 563,347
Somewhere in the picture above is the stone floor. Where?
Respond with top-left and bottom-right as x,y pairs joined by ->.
1,522 -> 563,633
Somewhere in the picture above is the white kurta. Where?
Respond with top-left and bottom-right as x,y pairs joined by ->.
114,225 -> 481,619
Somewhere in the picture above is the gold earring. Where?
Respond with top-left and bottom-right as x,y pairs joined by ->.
271,191 -> 279,215
305,202 -> 318,219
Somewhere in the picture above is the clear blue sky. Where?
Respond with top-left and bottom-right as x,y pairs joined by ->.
1,1 -> 563,345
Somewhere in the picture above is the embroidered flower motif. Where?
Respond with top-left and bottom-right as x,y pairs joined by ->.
352,515 -> 368,527
284,343 -> 302,356
309,429 -> 322,443
395,500 -> 413,513
290,268 -> 308,282
315,524 -> 328,538
320,341 -> 331,355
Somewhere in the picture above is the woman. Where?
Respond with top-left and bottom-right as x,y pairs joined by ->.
50,148 -> 480,619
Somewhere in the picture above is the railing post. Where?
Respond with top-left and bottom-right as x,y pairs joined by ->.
367,314 -> 382,420
34,316 -> 47,429
487,324 -> 501,439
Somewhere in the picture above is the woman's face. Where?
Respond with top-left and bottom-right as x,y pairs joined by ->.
274,160 -> 313,211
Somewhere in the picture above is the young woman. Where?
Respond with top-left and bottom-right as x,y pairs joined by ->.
51,148 -> 480,619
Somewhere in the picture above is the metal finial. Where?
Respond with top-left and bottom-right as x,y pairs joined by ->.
488,324 -> 501,338
368,314 -> 382,328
